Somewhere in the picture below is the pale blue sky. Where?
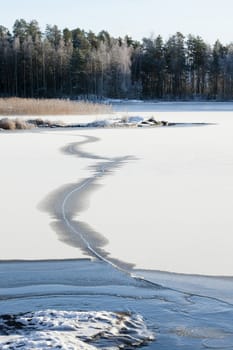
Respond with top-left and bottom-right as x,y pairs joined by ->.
1,0 -> 233,44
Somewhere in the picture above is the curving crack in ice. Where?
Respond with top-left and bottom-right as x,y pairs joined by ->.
61,176 -> 121,269
40,134 -> 136,271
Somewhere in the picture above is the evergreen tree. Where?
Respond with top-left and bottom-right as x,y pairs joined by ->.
1,20 -> 233,100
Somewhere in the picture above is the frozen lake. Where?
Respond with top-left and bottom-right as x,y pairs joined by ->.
1,102 -> 233,275
1,102 -> 233,349
112,100 -> 233,112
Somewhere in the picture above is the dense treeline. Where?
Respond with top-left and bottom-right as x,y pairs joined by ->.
1,19 -> 233,100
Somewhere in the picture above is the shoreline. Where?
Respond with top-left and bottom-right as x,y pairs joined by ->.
0,115 -> 212,131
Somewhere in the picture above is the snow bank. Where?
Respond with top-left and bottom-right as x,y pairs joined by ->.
0,309 -> 154,349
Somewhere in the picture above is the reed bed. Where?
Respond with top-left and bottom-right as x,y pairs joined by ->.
0,98 -> 112,116
0,118 -> 32,130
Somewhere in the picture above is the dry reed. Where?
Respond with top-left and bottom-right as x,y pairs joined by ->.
0,98 -> 112,116
0,118 -> 33,130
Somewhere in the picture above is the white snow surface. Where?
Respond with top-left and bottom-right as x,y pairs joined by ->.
0,131 -> 89,260
1,111 -> 233,275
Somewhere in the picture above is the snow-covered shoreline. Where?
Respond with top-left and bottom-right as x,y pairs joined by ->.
0,113 -> 211,131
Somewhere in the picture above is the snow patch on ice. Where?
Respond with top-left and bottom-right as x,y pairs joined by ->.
0,309 -> 154,349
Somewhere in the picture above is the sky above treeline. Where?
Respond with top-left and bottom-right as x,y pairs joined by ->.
1,0 -> 233,45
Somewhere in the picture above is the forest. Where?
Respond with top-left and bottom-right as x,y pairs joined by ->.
0,19 -> 233,100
